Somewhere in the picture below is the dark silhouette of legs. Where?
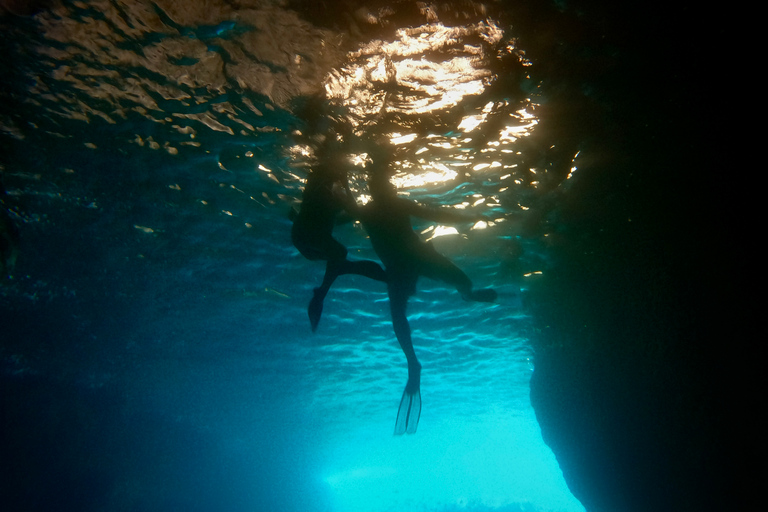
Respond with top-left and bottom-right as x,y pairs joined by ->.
308,257 -> 387,332
385,248 -> 495,434
389,281 -> 422,435
418,243 -> 497,303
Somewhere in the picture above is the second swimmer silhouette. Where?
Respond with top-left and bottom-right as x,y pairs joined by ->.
291,142 -> 386,331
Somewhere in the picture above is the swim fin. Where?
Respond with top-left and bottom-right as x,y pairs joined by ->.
308,288 -> 324,332
394,386 -> 421,435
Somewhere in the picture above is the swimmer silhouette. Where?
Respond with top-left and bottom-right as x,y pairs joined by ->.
351,143 -> 497,435
291,143 -> 386,331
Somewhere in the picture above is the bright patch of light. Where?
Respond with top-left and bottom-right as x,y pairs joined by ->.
390,162 -> 457,189
517,105 -> 538,120
320,411 -> 584,512
425,225 -> 459,241
472,161 -> 502,172
350,153 -> 372,167
288,144 -> 312,158
457,114 -> 484,132
390,133 -> 418,145
499,121 -> 538,143
325,23 -> 503,123
567,151 -> 581,179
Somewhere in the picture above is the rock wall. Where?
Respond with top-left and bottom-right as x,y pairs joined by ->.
518,2 -> 763,511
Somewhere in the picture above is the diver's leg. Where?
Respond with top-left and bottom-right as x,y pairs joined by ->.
308,258 -> 344,332
389,290 -> 420,372
309,256 -> 386,332
421,247 -> 497,302
389,285 -> 422,434
307,238 -> 350,332
339,258 -> 387,282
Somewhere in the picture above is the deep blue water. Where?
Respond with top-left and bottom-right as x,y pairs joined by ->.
0,2 -> 601,511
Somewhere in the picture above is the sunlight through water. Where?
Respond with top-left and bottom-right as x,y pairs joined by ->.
1,2 -> 585,511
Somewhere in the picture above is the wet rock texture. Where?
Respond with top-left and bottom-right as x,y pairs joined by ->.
518,2 -> 762,511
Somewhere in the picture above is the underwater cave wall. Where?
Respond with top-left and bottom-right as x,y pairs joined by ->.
517,2 -> 762,511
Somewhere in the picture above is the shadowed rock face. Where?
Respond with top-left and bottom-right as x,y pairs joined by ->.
514,2 -> 762,511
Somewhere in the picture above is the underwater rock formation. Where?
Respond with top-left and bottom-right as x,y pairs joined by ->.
518,2 -> 761,511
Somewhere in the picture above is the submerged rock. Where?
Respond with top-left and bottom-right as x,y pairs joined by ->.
519,2 -> 761,511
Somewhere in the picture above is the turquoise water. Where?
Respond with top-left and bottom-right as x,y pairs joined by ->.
1,2 -> 588,511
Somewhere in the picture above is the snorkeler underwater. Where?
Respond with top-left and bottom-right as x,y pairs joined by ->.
292,134 -> 500,435
1,2 -> 757,512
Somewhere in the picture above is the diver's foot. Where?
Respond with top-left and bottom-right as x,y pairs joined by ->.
308,288 -> 325,332
464,288 -> 497,303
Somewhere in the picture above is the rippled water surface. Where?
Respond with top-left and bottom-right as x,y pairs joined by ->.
2,2 -> 590,511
